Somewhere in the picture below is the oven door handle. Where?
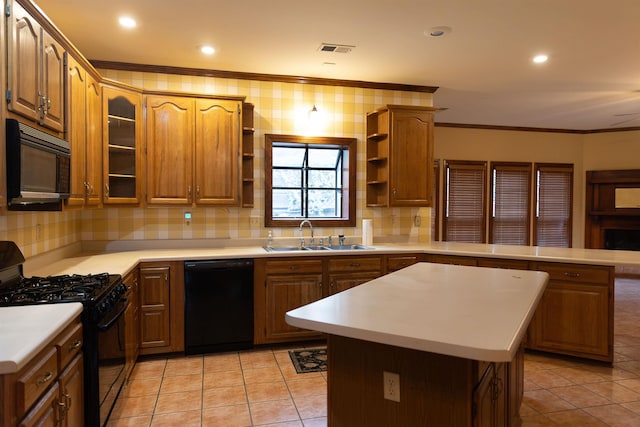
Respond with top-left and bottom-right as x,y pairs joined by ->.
97,297 -> 128,331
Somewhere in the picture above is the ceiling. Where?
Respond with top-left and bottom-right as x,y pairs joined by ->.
34,0 -> 640,131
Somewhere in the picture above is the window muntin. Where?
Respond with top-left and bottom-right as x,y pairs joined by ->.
265,134 -> 356,227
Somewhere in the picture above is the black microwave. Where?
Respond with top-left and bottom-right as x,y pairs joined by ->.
6,119 -> 70,211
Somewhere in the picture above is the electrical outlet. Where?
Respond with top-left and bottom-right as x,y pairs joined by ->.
390,214 -> 396,226
184,212 -> 192,226
36,224 -> 42,241
250,216 -> 261,227
383,371 -> 400,402
414,215 -> 421,226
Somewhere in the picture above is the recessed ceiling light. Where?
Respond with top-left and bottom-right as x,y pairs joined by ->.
533,54 -> 548,64
425,26 -> 452,38
118,16 -> 136,28
200,45 -> 215,55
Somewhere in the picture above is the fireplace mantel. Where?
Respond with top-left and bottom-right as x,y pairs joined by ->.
585,169 -> 640,250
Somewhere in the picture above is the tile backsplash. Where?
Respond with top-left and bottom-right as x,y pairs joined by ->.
4,71 -> 433,259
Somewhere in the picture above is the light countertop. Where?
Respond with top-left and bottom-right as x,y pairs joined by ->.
23,240 -> 640,278
286,262 -> 548,362
0,303 -> 83,374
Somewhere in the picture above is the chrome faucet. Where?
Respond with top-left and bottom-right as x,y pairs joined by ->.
299,220 -> 314,247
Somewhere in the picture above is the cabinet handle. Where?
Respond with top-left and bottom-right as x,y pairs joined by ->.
63,392 -> 72,411
392,188 -> 397,198
564,272 -> 580,278
492,376 -> 504,401
46,97 -> 51,112
196,185 -> 200,198
36,371 -> 54,386
187,185 -> 192,201
105,184 -> 110,196
69,340 -> 82,351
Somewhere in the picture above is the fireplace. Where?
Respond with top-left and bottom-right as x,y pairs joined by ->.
586,170 -> 640,277
604,229 -> 640,251
585,169 -> 640,250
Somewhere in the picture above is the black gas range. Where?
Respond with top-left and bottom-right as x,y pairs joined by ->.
0,241 -> 127,427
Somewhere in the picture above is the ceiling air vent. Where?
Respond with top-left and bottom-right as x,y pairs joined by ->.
318,43 -> 355,54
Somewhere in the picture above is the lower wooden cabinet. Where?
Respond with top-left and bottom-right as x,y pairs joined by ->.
528,262 -> 614,362
327,256 -> 382,295
254,258 -> 324,344
139,262 -> 185,355
123,270 -> 139,380
386,253 -> 423,272
1,316 -> 83,427
254,255 -> 385,344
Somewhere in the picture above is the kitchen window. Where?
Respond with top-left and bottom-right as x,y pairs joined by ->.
490,162 -> 532,245
443,160 -> 487,243
439,160 -> 573,247
265,134 -> 356,227
534,163 -> 573,247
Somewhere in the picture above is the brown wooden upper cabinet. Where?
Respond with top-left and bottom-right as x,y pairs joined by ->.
145,94 -> 244,206
102,84 -> 143,204
65,55 -> 102,208
366,105 -> 436,207
6,0 -> 65,132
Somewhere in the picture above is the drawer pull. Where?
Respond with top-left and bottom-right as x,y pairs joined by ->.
289,265 -> 299,270
350,263 -> 361,268
69,340 -> 82,351
564,272 -> 580,278
36,371 -> 54,386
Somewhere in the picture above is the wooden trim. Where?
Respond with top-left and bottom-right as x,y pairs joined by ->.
264,134 -> 357,228
436,122 -> 640,134
90,60 -> 439,93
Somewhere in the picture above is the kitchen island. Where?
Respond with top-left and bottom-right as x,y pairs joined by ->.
286,262 -> 549,426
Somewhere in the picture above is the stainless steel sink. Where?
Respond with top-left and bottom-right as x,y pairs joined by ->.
325,245 -> 372,250
263,246 -> 305,252
263,244 -> 372,252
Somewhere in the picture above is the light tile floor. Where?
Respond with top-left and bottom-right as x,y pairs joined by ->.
107,278 -> 640,427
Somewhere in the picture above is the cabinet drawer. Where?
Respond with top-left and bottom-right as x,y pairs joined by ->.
532,262 -> 612,284
477,258 -> 529,270
430,254 -> 478,266
264,259 -> 323,274
56,320 -> 83,371
387,255 -> 421,272
16,346 -> 58,417
328,257 -> 382,273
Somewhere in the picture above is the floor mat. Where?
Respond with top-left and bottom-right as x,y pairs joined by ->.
288,348 -> 327,373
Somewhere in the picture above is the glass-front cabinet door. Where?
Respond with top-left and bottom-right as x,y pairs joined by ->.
102,84 -> 142,204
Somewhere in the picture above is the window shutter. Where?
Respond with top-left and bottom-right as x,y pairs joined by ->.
443,161 -> 487,243
490,163 -> 531,245
534,163 -> 573,247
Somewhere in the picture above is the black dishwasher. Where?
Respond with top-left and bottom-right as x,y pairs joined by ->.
184,259 -> 254,355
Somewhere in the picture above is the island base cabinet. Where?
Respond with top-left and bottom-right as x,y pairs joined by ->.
327,335 -> 521,427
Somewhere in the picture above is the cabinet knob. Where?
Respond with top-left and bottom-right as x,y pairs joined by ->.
69,340 -> 82,351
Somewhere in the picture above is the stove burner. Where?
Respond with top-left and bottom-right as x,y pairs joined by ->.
0,272 -> 118,305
